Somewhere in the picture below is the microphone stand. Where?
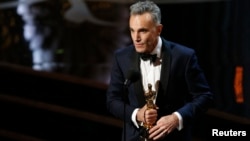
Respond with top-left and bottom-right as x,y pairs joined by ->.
123,80 -> 129,141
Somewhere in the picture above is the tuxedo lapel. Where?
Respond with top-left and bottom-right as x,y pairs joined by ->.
156,39 -> 171,106
131,52 -> 146,107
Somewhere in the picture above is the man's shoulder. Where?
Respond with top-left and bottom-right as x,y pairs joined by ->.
162,38 -> 195,54
114,44 -> 135,55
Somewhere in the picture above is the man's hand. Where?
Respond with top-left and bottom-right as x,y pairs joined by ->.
148,113 -> 179,140
136,104 -> 158,126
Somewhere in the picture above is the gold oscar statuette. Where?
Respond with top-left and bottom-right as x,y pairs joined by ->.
141,83 -> 157,140
143,83 -> 157,128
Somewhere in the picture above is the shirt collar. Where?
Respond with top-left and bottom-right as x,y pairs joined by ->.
151,36 -> 162,58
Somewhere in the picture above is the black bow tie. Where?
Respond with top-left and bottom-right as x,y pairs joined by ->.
140,53 -> 157,62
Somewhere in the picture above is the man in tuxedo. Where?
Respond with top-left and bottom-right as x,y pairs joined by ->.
106,1 -> 214,141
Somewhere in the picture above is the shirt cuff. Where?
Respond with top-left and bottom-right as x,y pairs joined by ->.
173,112 -> 183,130
131,108 -> 140,128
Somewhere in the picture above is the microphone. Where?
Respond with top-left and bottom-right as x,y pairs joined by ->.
124,69 -> 141,87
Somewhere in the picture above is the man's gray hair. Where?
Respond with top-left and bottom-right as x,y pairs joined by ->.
130,0 -> 161,24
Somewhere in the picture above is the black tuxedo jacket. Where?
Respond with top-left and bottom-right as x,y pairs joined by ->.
106,38 -> 213,141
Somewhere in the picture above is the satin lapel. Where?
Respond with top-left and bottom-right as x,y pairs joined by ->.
132,53 -> 145,107
156,40 -> 171,106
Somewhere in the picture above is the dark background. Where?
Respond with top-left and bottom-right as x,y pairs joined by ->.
0,0 -> 249,140
0,0 -> 249,118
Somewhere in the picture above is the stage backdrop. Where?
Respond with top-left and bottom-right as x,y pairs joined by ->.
0,0 -> 249,118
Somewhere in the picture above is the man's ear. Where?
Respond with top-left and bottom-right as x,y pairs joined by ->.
157,24 -> 163,36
